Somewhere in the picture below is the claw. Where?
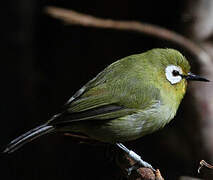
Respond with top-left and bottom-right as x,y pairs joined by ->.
126,164 -> 139,176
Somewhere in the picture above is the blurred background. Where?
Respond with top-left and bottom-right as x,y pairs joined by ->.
2,0 -> 213,179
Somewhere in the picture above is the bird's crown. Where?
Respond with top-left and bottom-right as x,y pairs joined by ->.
144,48 -> 191,85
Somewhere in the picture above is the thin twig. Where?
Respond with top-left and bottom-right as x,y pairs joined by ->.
45,6 -> 213,67
64,132 -> 107,146
64,133 -> 89,140
198,160 -> 213,173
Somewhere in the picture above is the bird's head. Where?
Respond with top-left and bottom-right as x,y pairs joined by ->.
146,48 -> 209,84
144,48 -> 209,103
163,50 -> 209,85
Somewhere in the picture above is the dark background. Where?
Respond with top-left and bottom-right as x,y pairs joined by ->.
1,0 -> 207,179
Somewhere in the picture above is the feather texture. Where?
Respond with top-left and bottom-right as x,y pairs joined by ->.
3,48 -> 190,151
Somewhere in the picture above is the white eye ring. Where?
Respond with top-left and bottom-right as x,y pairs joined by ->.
165,65 -> 183,84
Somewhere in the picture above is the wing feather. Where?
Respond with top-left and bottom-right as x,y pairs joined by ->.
50,55 -> 160,126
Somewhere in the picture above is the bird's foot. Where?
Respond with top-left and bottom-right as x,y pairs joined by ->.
116,143 -> 156,176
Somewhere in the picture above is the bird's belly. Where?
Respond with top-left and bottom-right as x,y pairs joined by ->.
78,104 -> 176,143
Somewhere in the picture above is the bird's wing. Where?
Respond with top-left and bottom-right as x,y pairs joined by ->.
49,56 -> 160,125
49,85 -> 138,125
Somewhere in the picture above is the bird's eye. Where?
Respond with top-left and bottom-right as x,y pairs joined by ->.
172,70 -> 179,76
165,65 -> 183,85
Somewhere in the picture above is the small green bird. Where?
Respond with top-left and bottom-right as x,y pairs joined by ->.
3,48 -> 209,170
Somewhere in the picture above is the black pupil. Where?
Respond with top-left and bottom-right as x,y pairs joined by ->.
172,70 -> 179,76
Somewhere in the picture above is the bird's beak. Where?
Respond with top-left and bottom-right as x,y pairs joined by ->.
183,72 -> 210,82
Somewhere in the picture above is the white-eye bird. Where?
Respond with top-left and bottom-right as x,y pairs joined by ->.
3,48 -> 209,171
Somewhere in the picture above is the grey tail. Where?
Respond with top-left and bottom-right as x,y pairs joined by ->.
3,124 -> 54,154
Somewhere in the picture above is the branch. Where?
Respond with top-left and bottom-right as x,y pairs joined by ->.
115,149 -> 164,180
198,160 -> 213,173
45,6 -> 213,68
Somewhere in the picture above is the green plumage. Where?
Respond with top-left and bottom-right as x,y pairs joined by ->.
4,48 -> 195,153
49,48 -> 190,142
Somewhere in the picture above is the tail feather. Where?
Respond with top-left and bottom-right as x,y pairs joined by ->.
3,124 -> 54,154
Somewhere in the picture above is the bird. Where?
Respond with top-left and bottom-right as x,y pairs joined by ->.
3,48 -> 209,171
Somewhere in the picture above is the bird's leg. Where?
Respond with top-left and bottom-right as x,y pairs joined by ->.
116,143 -> 156,175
